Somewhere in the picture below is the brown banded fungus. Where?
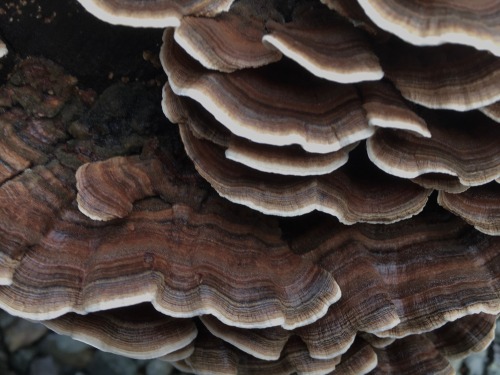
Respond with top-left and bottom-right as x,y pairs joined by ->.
378,42 -> 500,111
481,102 -> 500,123
76,0 -> 235,27
1,0 -> 499,374
438,183 -> 500,236
202,206 -> 500,361
372,313 -> 497,374
261,2 -> 384,83
0,38 -> 7,58
161,28 -> 373,154
173,329 -> 344,375
172,0 -> 283,72
358,81 -> 430,137
356,0 -> 500,56
177,119 -> 431,221
411,174 -> 470,195
367,111 -> 500,186
163,80 -> 358,176
5,152 -> 340,330
42,304 -> 197,360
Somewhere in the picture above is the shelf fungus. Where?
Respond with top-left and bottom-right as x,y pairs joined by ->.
201,207 -> 500,362
367,111 -> 500,186
2,0 -> 500,374
42,304 -> 198,360
5,154 -> 341,330
176,119 -> 431,222
75,0 -> 235,27
261,2 -> 384,83
163,81 -> 358,177
161,29 -> 374,154
172,0 -> 283,72
0,38 -> 7,59
378,41 -> 500,111
356,0 -> 500,56
480,102 -> 500,123
375,314 -> 497,374
438,183 -> 500,236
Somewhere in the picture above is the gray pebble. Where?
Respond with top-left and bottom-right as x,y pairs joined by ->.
0,311 -> 16,329
11,347 -> 38,374
86,351 -> 139,375
465,350 -> 488,375
146,359 -> 174,375
30,356 -> 60,375
4,318 -> 48,352
39,333 -> 94,368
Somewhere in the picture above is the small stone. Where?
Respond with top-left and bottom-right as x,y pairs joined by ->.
4,318 -> 48,351
450,358 -> 464,372
53,334 -> 91,354
0,349 -> 11,374
488,363 -> 500,375
85,351 -> 139,375
30,356 -> 60,375
465,350 -> 488,375
0,310 -> 16,329
38,333 -> 94,368
145,359 -> 174,375
11,347 -> 37,374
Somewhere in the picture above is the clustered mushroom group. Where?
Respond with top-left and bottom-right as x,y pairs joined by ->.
0,0 -> 499,374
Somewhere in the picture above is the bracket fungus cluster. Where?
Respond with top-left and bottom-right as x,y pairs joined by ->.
0,0 -> 499,374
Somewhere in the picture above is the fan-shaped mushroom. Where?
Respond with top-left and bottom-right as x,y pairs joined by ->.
438,183 -> 500,236
379,42 -> 500,111
161,29 -> 373,154
367,111 -> 500,186
0,38 -> 7,58
2,2 -> 500,374
43,304 -> 197,360
262,2 -> 384,83
480,102 -> 500,123
75,0 -> 234,27
178,120 -> 431,222
356,0 -> 500,56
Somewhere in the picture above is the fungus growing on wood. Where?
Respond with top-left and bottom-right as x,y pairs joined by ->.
373,313 -> 497,374
75,0 -> 234,27
379,42 -> 500,111
0,38 -> 7,58
177,119 -> 431,221
161,29 -> 373,154
438,183 -> 500,236
172,0 -> 283,72
2,1 -> 500,374
261,2 -> 384,83
42,304 -> 197,360
367,111 -> 500,186
2,155 -> 340,330
359,81 -> 430,137
200,206 -> 499,361
356,0 -> 500,56
480,102 -> 500,122
174,329 -> 344,375
163,80 -> 358,176
411,174 -> 470,194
